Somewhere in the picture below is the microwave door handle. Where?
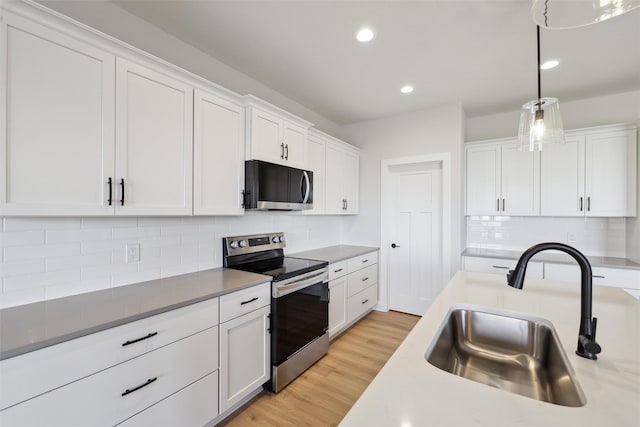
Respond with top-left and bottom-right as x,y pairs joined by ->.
302,171 -> 310,203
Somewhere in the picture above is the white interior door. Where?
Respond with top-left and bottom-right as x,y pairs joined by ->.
389,162 -> 442,316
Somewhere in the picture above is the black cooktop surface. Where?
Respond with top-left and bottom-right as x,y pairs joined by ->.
235,256 -> 327,282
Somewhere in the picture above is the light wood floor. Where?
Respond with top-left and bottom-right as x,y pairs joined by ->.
217,310 -> 420,427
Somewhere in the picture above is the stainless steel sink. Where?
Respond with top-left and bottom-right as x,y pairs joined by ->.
425,305 -> 586,407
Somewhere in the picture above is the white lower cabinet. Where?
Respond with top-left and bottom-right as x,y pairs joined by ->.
328,251 -> 378,339
462,256 -> 543,279
118,371 -> 219,427
219,284 -> 271,414
0,327 -> 218,427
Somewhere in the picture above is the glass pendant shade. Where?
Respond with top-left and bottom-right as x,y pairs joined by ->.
518,97 -> 564,151
532,0 -> 640,29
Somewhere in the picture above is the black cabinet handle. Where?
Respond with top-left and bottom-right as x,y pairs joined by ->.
285,144 -> 289,160
497,198 -> 500,212
592,275 -> 605,279
121,377 -> 157,397
362,299 -> 369,304
502,198 -> 505,212
334,268 -> 343,273
587,196 -> 591,212
362,259 -> 369,263
122,332 -> 158,347
240,297 -> 259,305
579,197 -> 583,212
120,179 -> 125,206
280,143 -> 284,159
391,243 -> 400,248
492,265 -> 510,270
362,277 -> 369,282
107,177 -> 113,206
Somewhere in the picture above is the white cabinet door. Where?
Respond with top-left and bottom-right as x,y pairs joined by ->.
585,130 -> 637,217
303,136 -> 326,215
540,135 -> 585,216
193,89 -> 245,215
282,122 -> 307,168
325,143 -> 360,214
328,276 -> 347,338
342,149 -> 360,214
115,58 -> 193,216
324,143 -> 344,214
500,142 -> 539,216
219,305 -> 270,413
249,108 -> 282,165
0,12 -> 115,215
465,144 -> 501,215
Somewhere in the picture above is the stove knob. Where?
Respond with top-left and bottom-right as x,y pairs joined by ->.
279,236 -> 285,243
239,240 -> 248,248
271,236 -> 279,243
229,241 -> 239,249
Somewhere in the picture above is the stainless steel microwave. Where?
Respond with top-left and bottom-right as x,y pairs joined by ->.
243,160 -> 313,210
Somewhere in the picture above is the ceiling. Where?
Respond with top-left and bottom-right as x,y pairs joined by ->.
104,1 -> 639,125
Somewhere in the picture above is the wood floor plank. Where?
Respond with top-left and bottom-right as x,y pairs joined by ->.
216,310 -> 419,427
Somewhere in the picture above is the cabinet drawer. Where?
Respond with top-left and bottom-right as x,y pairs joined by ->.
347,252 -> 378,273
0,297 -> 219,410
347,284 -> 377,323
0,326 -> 218,427
328,261 -> 348,280
118,370 -> 219,427
544,263 -> 640,290
220,282 -> 271,323
347,264 -> 378,298
462,256 -> 543,279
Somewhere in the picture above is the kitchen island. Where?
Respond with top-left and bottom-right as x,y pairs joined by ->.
340,271 -> 640,426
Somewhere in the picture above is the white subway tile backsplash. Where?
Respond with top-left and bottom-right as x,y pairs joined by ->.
0,230 -> 45,247
0,214 -> 346,308
4,243 -> 81,261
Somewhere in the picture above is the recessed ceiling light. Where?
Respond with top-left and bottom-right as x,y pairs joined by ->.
356,28 -> 374,43
400,85 -> 414,94
540,60 -> 559,70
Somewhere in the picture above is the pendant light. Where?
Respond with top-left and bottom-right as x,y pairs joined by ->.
532,0 -> 640,29
517,25 -> 564,151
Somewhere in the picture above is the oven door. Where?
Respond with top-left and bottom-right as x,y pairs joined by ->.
271,270 -> 329,366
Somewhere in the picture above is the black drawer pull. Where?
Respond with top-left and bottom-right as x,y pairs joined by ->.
122,377 -> 157,397
334,268 -> 343,273
241,297 -> 259,305
492,266 -> 510,270
592,275 -> 605,279
122,332 -> 158,347
362,299 -> 369,304
362,259 -> 369,263
120,178 -> 125,206
362,277 -> 369,282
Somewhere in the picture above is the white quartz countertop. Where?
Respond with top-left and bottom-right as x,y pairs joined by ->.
340,271 -> 640,426
288,245 -> 378,264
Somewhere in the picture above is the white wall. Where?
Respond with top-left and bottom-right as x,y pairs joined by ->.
626,125 -> 640,263
33,0 -> 345,139
0,214 -> 342,308
466,90 -> 640,142
339,103 -> 465,277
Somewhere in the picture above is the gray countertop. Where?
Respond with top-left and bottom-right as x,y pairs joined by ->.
289,245 -> 379,264
462,247 -> 640,270
0,268 -> 270,360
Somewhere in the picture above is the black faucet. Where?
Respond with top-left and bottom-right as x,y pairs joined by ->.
507,242 -> 602,360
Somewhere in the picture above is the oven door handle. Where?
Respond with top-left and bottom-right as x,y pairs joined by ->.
274,271 -> 327,298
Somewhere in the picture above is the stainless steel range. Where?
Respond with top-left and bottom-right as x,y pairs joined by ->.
222,232 -> 329,392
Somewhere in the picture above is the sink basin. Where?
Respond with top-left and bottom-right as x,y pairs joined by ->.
425,305 -> 586,407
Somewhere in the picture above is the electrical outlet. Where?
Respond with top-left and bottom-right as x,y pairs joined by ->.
566,232 -> 576,244
126,243 -> 140,263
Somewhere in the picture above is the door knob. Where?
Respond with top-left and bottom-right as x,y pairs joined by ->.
391,243 -> 400,248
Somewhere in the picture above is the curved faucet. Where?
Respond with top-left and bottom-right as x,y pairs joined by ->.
507,242 -> 602,360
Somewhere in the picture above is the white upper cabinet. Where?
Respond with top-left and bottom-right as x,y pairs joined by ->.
303,131 -> 326,215
465,140 -> 539,216
541,124 -> 637,217
244,96 -> 312,169
115,58 -> 193,216
325,141 -> 360,215
0,11 -> 115,215
193,89 -> 245,215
